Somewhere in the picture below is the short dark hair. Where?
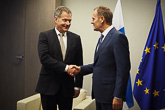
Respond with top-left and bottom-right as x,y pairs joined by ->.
94,6 -> 113,25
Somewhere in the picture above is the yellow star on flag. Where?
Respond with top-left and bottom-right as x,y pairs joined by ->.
153,90 -> 159,97
137,69 -> 140,74
144,87 -> 150,94
140,57 -> 143,62
136,79 -> 143,87
153,42 -> 158,50
144,47 -> 151,54
162,44 -> 165,52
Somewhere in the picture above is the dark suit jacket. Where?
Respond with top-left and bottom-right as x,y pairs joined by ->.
36,28 -> 83,97
81,27 -> 130,103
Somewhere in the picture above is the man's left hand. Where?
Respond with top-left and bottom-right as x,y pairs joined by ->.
112,97 -> 123,110
73,89 -> 80,98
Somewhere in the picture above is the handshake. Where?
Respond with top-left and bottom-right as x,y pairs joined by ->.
67,65 -> 81,77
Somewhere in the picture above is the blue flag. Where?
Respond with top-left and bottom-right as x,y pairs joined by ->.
133,0 -> 165,110
113,0 -> 134,109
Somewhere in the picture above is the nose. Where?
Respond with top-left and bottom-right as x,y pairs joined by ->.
66,21 -> 71,25
91,20 -> 93,24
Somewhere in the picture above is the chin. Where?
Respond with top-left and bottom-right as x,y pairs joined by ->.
64,28 -> 69,31
94,28 -> 98,31
62,29 -> 69,32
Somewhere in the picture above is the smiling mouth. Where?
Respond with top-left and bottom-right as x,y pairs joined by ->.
64,25 -> 70,29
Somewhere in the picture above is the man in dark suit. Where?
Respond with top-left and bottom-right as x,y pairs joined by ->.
36,6 -> 83,110
73,6 -> 130,110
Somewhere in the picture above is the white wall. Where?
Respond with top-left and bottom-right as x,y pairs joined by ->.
62,0 -> 165,109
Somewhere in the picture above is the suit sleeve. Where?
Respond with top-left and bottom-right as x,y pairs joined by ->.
74,36 -> 83,88
81,64 -> 93,76
38,32 -> 66,73
113,34 -> 130,100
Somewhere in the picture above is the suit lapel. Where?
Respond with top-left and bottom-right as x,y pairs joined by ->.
51,29 -> 63,60
65,31 -> 71,61
94,27 -> 116,63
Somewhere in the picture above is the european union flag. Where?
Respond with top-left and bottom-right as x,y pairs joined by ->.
133,0 -> 165,110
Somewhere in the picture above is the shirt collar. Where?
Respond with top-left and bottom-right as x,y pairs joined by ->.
55,28 -> 66,36
102,25 -> 114,37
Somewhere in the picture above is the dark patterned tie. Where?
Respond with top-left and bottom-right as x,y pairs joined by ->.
97,34 -> 104,51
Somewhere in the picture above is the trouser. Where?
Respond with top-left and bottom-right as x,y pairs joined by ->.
40,90 -> 73,110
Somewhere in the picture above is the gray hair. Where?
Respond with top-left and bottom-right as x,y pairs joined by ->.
54,6 -> 72,18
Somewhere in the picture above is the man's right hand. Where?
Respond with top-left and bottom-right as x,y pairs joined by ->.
72,65 -> 81,75
67,65 -> 81,77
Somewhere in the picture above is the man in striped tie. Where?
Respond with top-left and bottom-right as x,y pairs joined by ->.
36,6 -> 83,110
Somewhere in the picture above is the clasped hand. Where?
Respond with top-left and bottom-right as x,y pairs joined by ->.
67,65 -> 81,77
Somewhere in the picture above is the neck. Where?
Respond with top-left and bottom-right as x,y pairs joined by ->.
100,24 -> 111,33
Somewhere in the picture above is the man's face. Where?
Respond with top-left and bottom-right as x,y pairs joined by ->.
91,10 -> 102,32
54,11 -> 72,33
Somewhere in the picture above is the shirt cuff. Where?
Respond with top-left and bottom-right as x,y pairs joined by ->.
114,97 -> 122,100
74,87 -> 80,90
65,65 -> 68,72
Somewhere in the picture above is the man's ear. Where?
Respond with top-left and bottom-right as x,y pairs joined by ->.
100,16 -> 105,24
54,17 -> 58,23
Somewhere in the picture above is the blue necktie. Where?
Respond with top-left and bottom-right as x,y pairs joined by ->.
97,34 -> 104,51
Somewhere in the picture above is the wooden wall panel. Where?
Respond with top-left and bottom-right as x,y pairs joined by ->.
0,0 -> 57,110
0,0 -> 25,110
24,0 -> 55,97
